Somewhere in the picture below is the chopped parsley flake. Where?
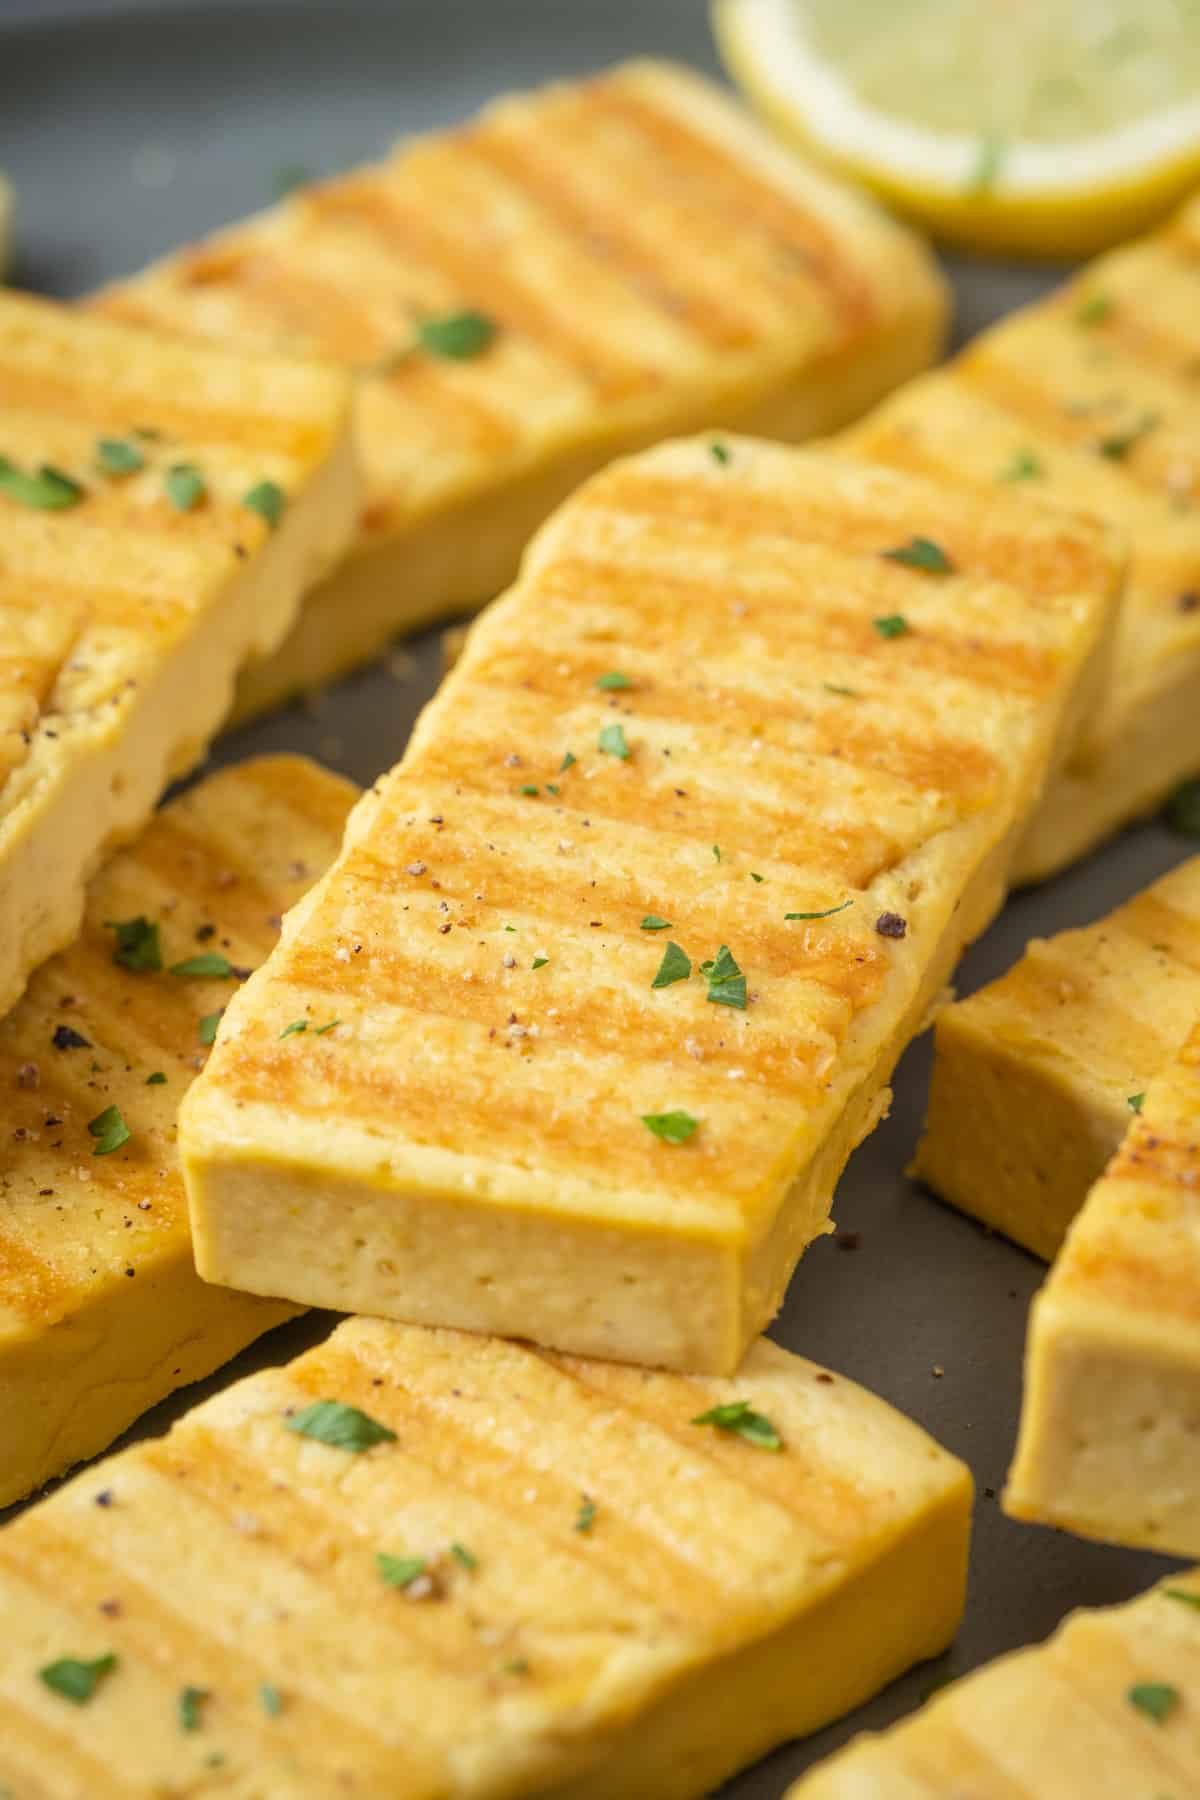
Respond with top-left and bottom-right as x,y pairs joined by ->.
146,1071 -> 167,1085
260,1682 -> 284,1717
785,899 -> 853,922
418,310 -> 497,360
532,956 -> 549,970
164,464 -> 206,511
651,941 -> 691,989
39,1654 -> 118,1705
823,682 -> 859,696
1165,778 -> 1200,836
179,1685 -> 209,1733
279,1020 -> 308,1038
88,1105 -> 130,1157
999,448 -> 1044,482
0,458 -> 84,510
598,722 -> 630,760
286,1399 -> 396,1452
1096,412 -> 1158,460
1128,1092 -> 1146,1114
169,952 -> 235,979
701,943 -> 746,1010
96,437 -> 146,477
450,1542 -> 478,1571
710,441 -> 731,465
560,751 -> 577,772
595,671 -> 631,690
105,915 -> 162,971
377,1553 -> 427,1590
1076,292 -> 1112,326
881,536 -> 955,575
198,1010 -> 223,1047
873,614 -> 910,639
503,1659 -> 530,1677
640,915 -> 672,931
313,1019 -> 340,1035
712,845 -> 721,862
243,479 -> 286,527
641,1109 -> 700,1145
575,1494 -> 597,1533
519,784 -> 540,797
749,872 -> 764,883
546,783 -> 560,795
1128,1682 -> 1179,1724
1165,1587 -> 1200,1611
692,1399 -> 782,1451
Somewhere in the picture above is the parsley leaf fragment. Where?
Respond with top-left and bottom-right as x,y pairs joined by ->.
286,1399 -> 396,1453
39,1654 -> 118,1705
786,899 -> 852,922
710,440 -> 731,465
1128,1682 -> 1179,1725
198,1010 -> 223,1047
873,614 -> 910,639
179,1685 -> 209,1732
700,944 -> 746,1010
1076,292 -> 1112,327
575,1494 -> 597,1533
598,722 -> 630,759
640,915 -> 671,931
1165,1587 -> 1200,1611
641,1109 -> 700,1145
532,956 -> 549,970
999,448 -> 1044,482
560,751 -> 577,772
595,671 -> 630,690
0,457 -> 84,510
260,1681 -> 284,1717
418,310 -> 497,360
96,437 -> 146,477
1128,1092 -> 1145,1114
881,536 -> 955,575
450,1542 -> 478,1571
243,479 -> 287,527
169,952 -> 234,979
692,1399 -> 782,1451
1096,412 -> 1158,461
377,1553 -> 427,1590
651,941 -> 691,989
105,916 -> 162,971
88,1105 -> 130,1157
164,464 -> 206,511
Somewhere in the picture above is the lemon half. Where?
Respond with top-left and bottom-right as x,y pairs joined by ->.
714,0 -> 1200,257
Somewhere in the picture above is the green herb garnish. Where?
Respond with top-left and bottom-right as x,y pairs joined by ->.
1076,292 -> 1112,327
377,1553 -> 427,1590
198,1010 -> 223,1047
785,899 -> 853,922
104,915 -> 162,971
164,464 -> 206,511
1096,412 -> 1158,460
260,1682 -> 284,1717
280,1020 -> 308,1038
560,751 -> 577,772
598,722 -> 630,759
532,956 -> 549,970
169,952 -> 234,979
710,441 -> 731,465
520,784 -> 540,797
0,458 -> 85,510
873,614 -> 910,639
692,1399 -> 782,1451
701,944 -> 746,1010
88,1105 -> 130,1157
146,1071 -> 167,1085
575,1494 -> 597,1533
999,448 -> 1044,482
1128,1682 -> 1180,1724
595,671 -> 631,690
881,536 -> 955,575
1128,1092 -> 1146,1113
243,479 -> 286,527
417,310 -> 497,360
823,682 -> 859,697
285,1399 -> 396,1453
640,915 -> 672,931
641,1109 -> 700,1145
39,1654 -> 118,1705
314,1019 -> 340,1035
450,1542 -> 478,1571
1165,1587 -> 1200,1611
179,1686 -> 209,1732
651,941 -> 691,989
96,437 -> 146,477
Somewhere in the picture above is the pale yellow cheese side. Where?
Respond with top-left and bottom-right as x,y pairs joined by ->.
790,1568 -> 1200,1798
0,755 -> 357,1507
0,1316 -> 971,1796
1006,1015 -> 1200,1557
913,854 -> 1200,1259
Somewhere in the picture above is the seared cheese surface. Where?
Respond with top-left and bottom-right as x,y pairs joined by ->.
0,755 -> 356,1507
0,1316 -> 971,1798
844,191 -> 1200,881
791,1568 -> 1200,1799
180,436 -> 1120,1373
914,854 -> 1200,1260
0,289 -> 358,1015
95,59 -> 947,715
1007,1013 -> 1200,1558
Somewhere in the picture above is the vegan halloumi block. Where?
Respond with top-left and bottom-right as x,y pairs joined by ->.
0,1314 -> 972,1798
180,436 -> 1121,1374
1006,1013 -> 1200,1558
0,289 -> 358,1017
843,191 -> 1200,883
913,855 -> 1200,1261
789,1568 -> 1200,1798
93,59 -> 948,720
0,754 -> 356,1509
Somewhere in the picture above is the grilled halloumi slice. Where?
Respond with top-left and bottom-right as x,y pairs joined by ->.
179,436 -> 1121,1375
913,855 -> 1200,1261
843,192 -> 1200,883
1006,1012 -> 1200,1558
0,754 -> 356,1509
0,290 -> 358,1018
0,1313 -> 971,1798
94,59 -> 948,722
790,1568 -> 1200,1799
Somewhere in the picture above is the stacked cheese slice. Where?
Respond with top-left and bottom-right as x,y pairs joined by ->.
93,59 -> 948,719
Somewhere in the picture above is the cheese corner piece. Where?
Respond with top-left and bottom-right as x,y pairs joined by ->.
913,854 -> 1200,1261
789,1568 -> 1200,1798
0,1317 -> 971,1798
842,192 -> 1200,883
0,290 -> 358,1016
179,437 -> 1120,1373
0,753 -> 357,1509
93,59 -> 948,720
1006,1013 -> 1200,1558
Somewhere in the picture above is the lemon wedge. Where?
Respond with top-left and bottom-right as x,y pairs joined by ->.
714,0 -> 1200,257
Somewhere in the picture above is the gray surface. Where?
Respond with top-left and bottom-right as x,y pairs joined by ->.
0,1 -> 1188,1791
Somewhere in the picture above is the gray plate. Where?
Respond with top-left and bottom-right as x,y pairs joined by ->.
0,1 -> 1187,1791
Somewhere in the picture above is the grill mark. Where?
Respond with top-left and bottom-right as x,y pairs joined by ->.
586,80 -> 878,338
1059,243 -> 1200,383
0,567 -> 195,648
174,244 -> 390,367
1119,889 -> 1200,974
